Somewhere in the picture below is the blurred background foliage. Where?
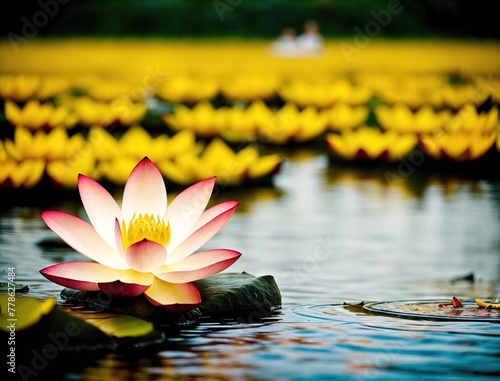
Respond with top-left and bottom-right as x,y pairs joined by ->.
1,0 -> 499,40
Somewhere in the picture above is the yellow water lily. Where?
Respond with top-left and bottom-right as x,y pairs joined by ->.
157,138 -> 282,187
73,97 -> 147,127
0,74 -> 40,102
88,126 -> 200,182
220,105 -> 259,142
224,100 -> 275,142
97,127 -> 202,185
377,88 -> 438,110
369,73 -> 449,109
40,157 -> 241,311
0,295 -> 56,331
0,155 -> 45,189
358,73 -> 448,94
325,127 -> 418,161
279,79 -> 372,108
436,84 -> 490,109
471,75 -> 500,105
444,103 -> 498,133
124,126 -> 201,162
84,79 -> 136,102
163,100 -> 276,143
86,126 -> 122,161
46,152 -> 100,188
375,104 -> 452,134
162,101 -> 226,138
155,74 -> 219,104
3,126 -> 86,162
97,157 -> 143,186
36,75 -> 73,100
1,126 -> 92,188
258,103 -> 328,144
220,73 -> 281,102
220,100 -> 277,142
322,103 -> 369,131
419,131 -> 496,161
5,99 -> 76,130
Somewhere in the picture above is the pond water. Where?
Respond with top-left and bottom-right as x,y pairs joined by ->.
1,148 -> 499,380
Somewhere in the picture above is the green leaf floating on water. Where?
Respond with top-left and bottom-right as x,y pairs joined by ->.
61,272 -> 282,328
83,315 -> 154,338
0,294 -> 116,353
1,294 -> 165,355
362,299 -> 500,322
0,283 -> 30,292
0,294 -> 54,331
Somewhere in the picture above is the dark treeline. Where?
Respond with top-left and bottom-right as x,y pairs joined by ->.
1,0 -> 499,40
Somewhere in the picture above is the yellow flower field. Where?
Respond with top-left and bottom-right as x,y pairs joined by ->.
1,39 -> 499,77
1,38 -> 499,190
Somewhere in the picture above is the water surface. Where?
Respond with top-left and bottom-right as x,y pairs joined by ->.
1,149 -> 499,380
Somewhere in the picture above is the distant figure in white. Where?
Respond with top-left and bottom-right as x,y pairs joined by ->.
296,20 -> 324,53
271,27 -> 299,56
269,20 -> 325,58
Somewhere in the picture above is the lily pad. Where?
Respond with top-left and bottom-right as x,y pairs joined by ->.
0,283 -> 30,292
1,295 -> 117,355
85,315 -> 155,338
363,299 -> 500,322
74,312 -> 165,349
0,294 -> 55,331
61,272 -> 282,328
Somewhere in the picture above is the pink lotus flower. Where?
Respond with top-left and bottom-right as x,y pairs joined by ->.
40,157 -> 241,312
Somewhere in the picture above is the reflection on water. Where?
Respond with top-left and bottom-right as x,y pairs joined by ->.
1,148 -> 499,380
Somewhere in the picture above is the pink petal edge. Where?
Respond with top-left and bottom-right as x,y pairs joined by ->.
189,200 -> 239,234
40,262 -> 154,296
166,177 -> 216,249
98,281 -> 150,297
40,262 -> 119,291
114,218 -> 126,258
78,174 -> 123,249
166,201 -> 238,264
155,249 -> 241,283
41,211 -> 128,269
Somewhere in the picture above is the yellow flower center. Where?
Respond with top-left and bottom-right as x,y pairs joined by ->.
121,213 -> 170,251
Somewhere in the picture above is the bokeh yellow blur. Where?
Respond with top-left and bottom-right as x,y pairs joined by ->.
0,38 -> 499,189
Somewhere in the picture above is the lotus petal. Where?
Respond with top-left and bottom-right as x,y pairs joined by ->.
41,211 -> 127,269
98,269 -> 153,297
98,280 -> 150,297
40,262 -> 119,291
166,177 -> 216,250
144,278 -> 201,307
79,174 -> 122,248
117,269 -> 155,285
188,200 -> 239,234
121,157 -> 167,222
167,201 -> 238,263
114,218 -> 125,257
125,239 -> 167,272
155,249 -> 241,283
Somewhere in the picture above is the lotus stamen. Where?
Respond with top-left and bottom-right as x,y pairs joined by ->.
122,213 -> 171,250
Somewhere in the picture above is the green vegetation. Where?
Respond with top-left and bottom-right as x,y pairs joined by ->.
2,0 -> 498,40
